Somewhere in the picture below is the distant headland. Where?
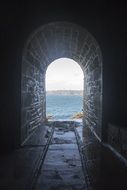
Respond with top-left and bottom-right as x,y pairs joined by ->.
46,90 -> 83,96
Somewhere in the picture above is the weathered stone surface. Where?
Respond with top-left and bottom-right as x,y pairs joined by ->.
108,123 -> 127,158
34,123 -> 87,190
0,122 -> 127,190
22,22 -> 102,145
84,56 -> 102,139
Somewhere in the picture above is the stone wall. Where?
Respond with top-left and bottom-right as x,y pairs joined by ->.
108,123 -> 127,159
21,58 -> 46,143
21,22 -> 102,145
84,56 -> 102,139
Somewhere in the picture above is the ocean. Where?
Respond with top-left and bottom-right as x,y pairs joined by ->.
46,94 -> 83,120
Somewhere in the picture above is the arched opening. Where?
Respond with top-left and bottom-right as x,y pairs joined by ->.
46,57 -> 83,121
21,22 -> 102,145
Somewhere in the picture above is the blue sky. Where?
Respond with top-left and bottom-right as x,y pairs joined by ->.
46,58 -> 83,90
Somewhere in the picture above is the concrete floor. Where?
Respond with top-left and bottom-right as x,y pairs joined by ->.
0,125 -> 52,190
33,122 -> 86,190
0,121 -> 127,190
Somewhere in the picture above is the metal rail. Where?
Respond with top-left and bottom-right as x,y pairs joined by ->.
26,122 -> 91,190
25,124 -> 55,190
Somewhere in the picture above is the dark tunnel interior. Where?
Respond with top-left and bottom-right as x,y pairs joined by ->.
1,1 -> 127,190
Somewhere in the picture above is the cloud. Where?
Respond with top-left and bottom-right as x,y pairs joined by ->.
46,58 -> 83,90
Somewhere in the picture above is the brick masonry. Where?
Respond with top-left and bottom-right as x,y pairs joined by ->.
21,22 -> 102,144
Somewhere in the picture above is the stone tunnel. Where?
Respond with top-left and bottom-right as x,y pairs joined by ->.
21,22 -> 102,144
1,2 -> 127,190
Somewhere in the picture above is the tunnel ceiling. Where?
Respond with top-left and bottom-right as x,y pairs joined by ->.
21,22 -> 102,144
23,22 -> 102,73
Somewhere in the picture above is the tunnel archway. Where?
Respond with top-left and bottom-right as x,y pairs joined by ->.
21,22 -> 102,144
46,57 -> 84,120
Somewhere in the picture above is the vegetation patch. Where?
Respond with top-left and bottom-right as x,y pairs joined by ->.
71,112 -> 83,119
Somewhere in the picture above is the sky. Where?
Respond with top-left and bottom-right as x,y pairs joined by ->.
46,58 -> 84,91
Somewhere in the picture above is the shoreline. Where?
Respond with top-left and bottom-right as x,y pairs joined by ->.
47,118 -> 82,123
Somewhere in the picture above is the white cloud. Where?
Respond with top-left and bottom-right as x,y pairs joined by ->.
46,58 -> 83,90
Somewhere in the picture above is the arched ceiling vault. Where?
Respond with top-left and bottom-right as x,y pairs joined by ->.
23,22 -> 102,73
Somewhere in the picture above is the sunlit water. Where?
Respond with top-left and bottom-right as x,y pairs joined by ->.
46,94 -> 83,120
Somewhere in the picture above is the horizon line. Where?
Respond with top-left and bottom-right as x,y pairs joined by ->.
46,89 -> 83,91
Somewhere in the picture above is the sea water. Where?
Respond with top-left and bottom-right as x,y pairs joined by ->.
46,94 -> 83,120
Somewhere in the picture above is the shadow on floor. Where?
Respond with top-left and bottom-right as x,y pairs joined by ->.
0,121 -> 127,190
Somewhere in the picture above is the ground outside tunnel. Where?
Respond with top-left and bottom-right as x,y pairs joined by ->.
0,121 -> 127,190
